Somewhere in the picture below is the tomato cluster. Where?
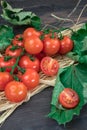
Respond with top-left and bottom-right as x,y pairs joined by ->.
0,27 -> 74,103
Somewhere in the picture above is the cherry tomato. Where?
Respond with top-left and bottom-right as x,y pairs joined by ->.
44,32 -> 58,39
23,27 -> 41,38
43,37 -> 60,56
5,45 -> 22,57
12,34 -> 24,47
24,35 -> 43,54
19,55 -> 40,72
40,56 -> 59,76
0,72 -> 13,91
58,88 -> 79,109
21,69 -> 40,90
0,56 -> 16,72
35,51 -> 46,61
5,81 -> 27,102
59,36 -> 74,54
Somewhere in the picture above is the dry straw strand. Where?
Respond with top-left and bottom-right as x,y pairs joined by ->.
67,0 -> 82,17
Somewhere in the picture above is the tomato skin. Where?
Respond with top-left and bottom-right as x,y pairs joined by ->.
35,51 -> 46,61
40,56 -> 59,76
59,88 -> 79,109
5,81 -> 27,102
19,55 -> 40,72
21,69 -> 40,90
12,34 -> 24,47
44,32 -> 58,39
23,27 -> 41,38
59,36 -> 74,54
5,45 -> 22,57
43,37 -> 60,56
24,35 -> 43,54
0,57 -> 16,72
0,72 -> 13,91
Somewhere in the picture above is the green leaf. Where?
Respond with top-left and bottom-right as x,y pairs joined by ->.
67,23 -> 87,64
48,63 -> 87,124
0,25 -> 14,53
1,0 -> 22,12
31,16 -> 41,30
1,0 -> 41,29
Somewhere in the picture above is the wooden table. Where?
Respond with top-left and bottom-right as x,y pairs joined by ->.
0,0 -> 87,130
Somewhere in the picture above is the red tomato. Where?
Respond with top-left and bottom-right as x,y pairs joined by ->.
5,81 -> 27,102
43,37 -> 60,56
23,27 -> 41,38
19,55 -> 40,72
12,34 -> 24,47
44,32 -> 58,39
35,51 -> 46,61
24,35 -> 43,54
59,36 -> 74,54
5,45 -> 22,57
40,56 -> 59,76
0,72 -> 13,91
58,88 -> 79,109
21,69 -> 40,90
0,56 -> 16,72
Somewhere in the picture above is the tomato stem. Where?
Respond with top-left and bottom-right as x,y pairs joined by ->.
10,45 -> 20,51
4,56 -> 12,61
13,75 -> 20,81
10,56 -> 20,75
17,66 -> 25,74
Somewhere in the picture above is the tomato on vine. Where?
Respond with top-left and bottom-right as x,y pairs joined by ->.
43,37 -> 60,56
23,27 -> 41,38
24,35 -> 43,54
5,81 -> 27,102
5,45 -> 22,57
19,55 -> 40,72
21,69 -> 40,90
58,88 -> 79,109
12,34 -> 24,47
59,36 -> 74,54
0,72 -> 13,91
0,56 -> 16,72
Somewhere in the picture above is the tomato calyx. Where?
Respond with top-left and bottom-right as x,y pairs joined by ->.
12,34 -> 24,47
0,67 -> 6,72
40,29 -> 58,40
27,54 -> 35,61
4,55 -> 12,61
9,45 -> 20,51
17,36 -> 23,41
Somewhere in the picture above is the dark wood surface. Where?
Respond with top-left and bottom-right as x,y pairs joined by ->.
0,0 -> 87,130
